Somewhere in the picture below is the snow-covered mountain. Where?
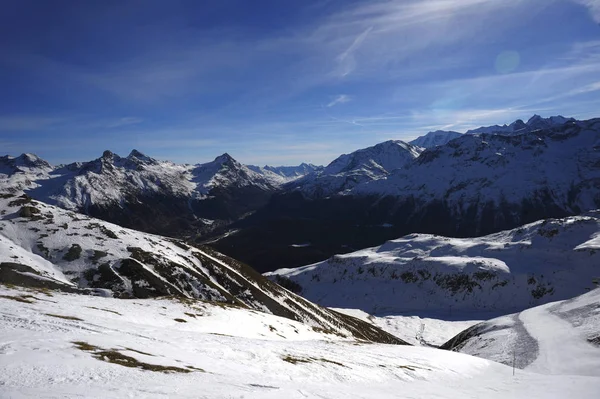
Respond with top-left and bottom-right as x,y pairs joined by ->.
0,153 -> 53,193
409,130 -> 462,148
0,150 -> 280,237
408,115 -> 574,148
212,117 -> 600,272
353,117 -> 600,230
466,114 -> 575,135
288,140 -> 422,198
4,285 -> 598,398
441,288 -> 600,375
0,193 -> 404,344
266,213 -> 600,315
247,163 -> 322,184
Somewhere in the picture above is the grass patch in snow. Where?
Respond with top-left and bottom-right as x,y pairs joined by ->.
281,355 -> 347,367
72,341 -> 200,373
281,355 -> 312,365
0,294 -> 36,303
46,313 -> 84,321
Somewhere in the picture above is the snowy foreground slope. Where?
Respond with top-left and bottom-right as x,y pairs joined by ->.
441,288 -> 600,376
267,213 -> 600,315
1,285 -> 599,398
0,193 -> 403,344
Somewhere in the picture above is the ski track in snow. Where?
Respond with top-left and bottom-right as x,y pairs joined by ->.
519,302 -> 600,376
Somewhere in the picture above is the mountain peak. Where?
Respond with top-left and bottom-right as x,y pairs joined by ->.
213,153 -> 236,165
409,130 -> 462,149
128,149 -> 146,158
127,149 -> 156,164
19,153 -> 45,163
102,150 -> 115,160
526,114 -> 543,125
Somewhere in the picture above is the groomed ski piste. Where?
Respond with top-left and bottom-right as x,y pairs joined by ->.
2,284 -> 600,398
442,287 -> 600,377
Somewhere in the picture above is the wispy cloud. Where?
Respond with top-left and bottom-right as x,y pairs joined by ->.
335,26 -> 372,77
568,81 -> 600,95
572,0 -> 600,22
327,94 -> 352,107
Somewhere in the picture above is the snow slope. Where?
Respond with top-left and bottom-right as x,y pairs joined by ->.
266,213 -> 600,315
331,308 -> 481,347
1,284 -> 599,398
289,140 -> 422,198
442,288 -> 600,375
409,130 -> 462,148
247,163 -> 322,184
0,194 -> 404,344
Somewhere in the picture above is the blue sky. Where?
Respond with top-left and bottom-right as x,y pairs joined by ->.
1,0 -> 599,166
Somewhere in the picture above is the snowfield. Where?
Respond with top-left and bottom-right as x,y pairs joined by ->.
330,307 -> 482,347
2,284 -> 600,399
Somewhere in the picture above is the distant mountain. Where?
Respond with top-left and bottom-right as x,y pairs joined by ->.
441,288 -> 600,375
0,150 -> 278,237
288,140 -> 422,198
0,153 -> 53,193
466,114 -> 575,135
408,115 -> 575,149
409,130 -> 462,148
247,163 -> 322,184
211,117 -> 600,272
0,194 -> 405,344
266,213 -> 600,315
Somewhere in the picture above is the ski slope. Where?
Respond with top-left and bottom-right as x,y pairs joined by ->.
1,284 -> 599,398
442,288 -> 600,376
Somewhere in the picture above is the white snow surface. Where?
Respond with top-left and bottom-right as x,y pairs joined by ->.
267,213 -> 600,315
289,140 -> 422,197
1,284 -> 599,398
331,307 -> 481,347
409,130 -> 462,148
446,288 -> 600,376
247,163 -> 322,184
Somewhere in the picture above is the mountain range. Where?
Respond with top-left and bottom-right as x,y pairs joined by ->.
212,115 -> 600,271
408,114 -> 576,149
1,114 -> 597,273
